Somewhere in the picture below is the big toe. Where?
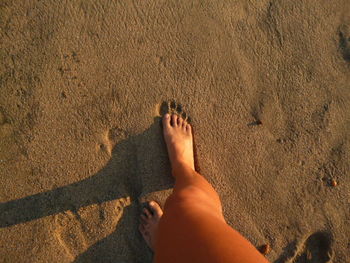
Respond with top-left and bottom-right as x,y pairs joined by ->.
162,113 -> 171,128
149,201 -> 163,218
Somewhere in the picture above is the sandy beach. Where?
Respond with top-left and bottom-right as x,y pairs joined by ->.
1,0 -> 349,262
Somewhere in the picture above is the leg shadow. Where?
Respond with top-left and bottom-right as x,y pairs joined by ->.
0,116 -> 172,228
1,116 -> 173,261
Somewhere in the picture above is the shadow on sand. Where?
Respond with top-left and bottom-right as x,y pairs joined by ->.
1,116 -> 173,262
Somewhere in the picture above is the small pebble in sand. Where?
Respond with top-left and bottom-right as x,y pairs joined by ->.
259,244 -> 271,255
330,179 -> 338,187
277,138 -> 286,143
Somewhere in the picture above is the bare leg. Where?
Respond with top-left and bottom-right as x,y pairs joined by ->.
139,113 -> 269,263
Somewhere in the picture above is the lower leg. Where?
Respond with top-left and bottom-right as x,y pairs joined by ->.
167,162 -> 223,219
139,112 -> 269,263
162,113 -> 222,211
138,112 -> 224,250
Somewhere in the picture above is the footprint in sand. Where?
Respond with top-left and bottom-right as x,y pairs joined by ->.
157,100 -> 190,122
53,198 -> 129,260
97,127 -> 128,156
289,232 -> 333,263
58,51 -> 82,87
54,210 -> 88,260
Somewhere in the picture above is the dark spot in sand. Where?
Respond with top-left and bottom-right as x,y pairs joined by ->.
159,101 -> 169,116
99,209 -> 106,220
170,100 -> 176,110
99,144 -> 106,151
58,67 -> 64,75
323,104 -> 329,112
175,103 -> 183,113
339,25 -> 350,62
248,119 -> 262,126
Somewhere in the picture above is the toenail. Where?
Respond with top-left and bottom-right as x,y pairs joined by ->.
165,114 -> 170,119
149,201 -> 154,206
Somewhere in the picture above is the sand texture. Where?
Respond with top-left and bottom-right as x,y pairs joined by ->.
1,0 -> 350,262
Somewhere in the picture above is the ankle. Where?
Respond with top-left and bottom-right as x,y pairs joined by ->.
171,159 -> 195,173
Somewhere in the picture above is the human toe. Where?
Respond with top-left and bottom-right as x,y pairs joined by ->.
182,120 -> 187,130
140,213 -> 148,223
148,201 -> 163,218
162,113 -> 171,128
186,123 -> 192,133
143,208 -> 152,219
177,116 -> 183,126
171,114 -> 178,126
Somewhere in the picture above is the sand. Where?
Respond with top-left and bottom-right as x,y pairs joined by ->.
1,0 -> 349,262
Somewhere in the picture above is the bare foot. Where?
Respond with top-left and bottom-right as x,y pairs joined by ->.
162,113 -> 195,170
139,201 -> 163,251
